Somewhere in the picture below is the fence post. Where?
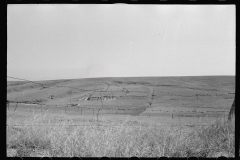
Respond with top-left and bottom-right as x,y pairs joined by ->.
116,105 -> 120,114
100,90 -> 103,109
97,108 -> 101,125
13,102 -> 18,113
41,103 -> 43,114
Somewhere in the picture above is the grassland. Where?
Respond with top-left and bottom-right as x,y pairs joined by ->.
7,76 -> 235,157
7,110 -> 235,157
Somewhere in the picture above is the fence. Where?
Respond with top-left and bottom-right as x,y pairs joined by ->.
7,100 -> 230,128
6,100 -> 229,115
7,76 -> 233,128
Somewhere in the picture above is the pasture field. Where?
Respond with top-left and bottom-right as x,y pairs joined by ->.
7,76 -> 235,157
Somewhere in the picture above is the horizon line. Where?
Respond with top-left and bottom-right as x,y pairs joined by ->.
7,75 -> 235,82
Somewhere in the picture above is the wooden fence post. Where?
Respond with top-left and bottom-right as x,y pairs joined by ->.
100,90 -> 103,109
13,102 -> 18,113
41,103 -> 43,114
116,106 -> 119,114
97,108 -> 101,124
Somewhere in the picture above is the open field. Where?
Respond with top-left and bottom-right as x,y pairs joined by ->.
7,111 -> 235,157
7,76 -> 235,157
7,76 -> 235,116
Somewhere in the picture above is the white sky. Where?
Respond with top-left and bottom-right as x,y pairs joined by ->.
7,4 -> 235,81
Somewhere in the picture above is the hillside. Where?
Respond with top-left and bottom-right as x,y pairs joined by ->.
7,76 -> 235,116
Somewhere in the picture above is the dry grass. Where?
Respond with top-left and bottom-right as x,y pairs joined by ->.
7,112 -> 235,157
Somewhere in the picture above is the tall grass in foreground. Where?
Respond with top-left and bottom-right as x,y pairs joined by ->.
7,114 -> 235,157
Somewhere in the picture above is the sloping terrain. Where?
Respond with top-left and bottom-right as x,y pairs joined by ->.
7,76 -> 235,116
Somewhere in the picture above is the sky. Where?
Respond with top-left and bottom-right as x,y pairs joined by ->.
7,4 -> 235,81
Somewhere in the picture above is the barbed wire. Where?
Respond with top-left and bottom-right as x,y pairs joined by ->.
6,124 -> 218,128
7,102 -> 229,128
6,100 -> 229,114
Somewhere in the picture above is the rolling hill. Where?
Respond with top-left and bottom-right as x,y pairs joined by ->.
7,76 -> 235,116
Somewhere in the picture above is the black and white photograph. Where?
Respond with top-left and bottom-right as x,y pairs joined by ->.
7,4 -> 235,157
